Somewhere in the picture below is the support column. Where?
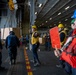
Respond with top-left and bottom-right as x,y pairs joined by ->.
29,0 -> 35,50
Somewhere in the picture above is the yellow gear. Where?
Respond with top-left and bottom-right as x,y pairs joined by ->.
31,31 -> 39,44
64,28 -> 68,31
8,0 -> 14,10
58,24 -> 64,28
60,30 -> 67,46
32,25 -> 37,29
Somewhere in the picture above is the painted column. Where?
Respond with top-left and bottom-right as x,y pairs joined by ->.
29,0 -> 35,50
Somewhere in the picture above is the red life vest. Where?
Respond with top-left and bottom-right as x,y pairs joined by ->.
61,29 -> 76,68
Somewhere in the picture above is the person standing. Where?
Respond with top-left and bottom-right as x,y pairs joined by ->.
55,24 -> 67,68
45,33 -> 51,51
58,24 -> 67,46
5,31 -> 20,65
54,14 -> 76,75
31,25 -> 41,66
60,19 -> 76,75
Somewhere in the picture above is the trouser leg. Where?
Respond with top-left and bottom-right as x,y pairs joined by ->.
32,44 -> 40,64
32,45 -> 36,63
8,48 -> 13,63
8,47 -> 17,64
72,67 -> 76,75
12,47 -> 17,64
64,62 -> 72,75
13,50 -> 17,64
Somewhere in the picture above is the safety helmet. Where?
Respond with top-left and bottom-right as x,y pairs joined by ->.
71,10 -> 76,18
71,19 -> 76,24
58,24 -> 64,28
32,25 -> 37,29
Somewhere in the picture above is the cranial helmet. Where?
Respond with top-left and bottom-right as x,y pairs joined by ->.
58,24 -> 64,28
32,25 -> 37,29
71,19 -> 76,24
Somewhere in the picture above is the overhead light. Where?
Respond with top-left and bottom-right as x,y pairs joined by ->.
28,2 -> 31,6
65,6 -> 70,10
34,21 -> 36,22
54,24 -> 56,26
39,3 -> 42,7
58,12 -> 61,15
46,21 -> 48,23
42,23 -> 44,25
65,19 -> 68,21
49,18 -> 52,20
35,12 -> 37,15
59,21 -> 61,23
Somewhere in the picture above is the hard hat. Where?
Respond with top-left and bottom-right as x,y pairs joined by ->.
32,25 -> 37,29
71,19 -> 76,24
58,24 -> 64,28
71,10 -> 76,18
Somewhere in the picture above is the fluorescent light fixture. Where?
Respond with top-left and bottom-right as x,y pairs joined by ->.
65,6 -> 70,10
39,3 -> 42,7
65,19 -> 68,21
28,2 -> 31,6
54,24 -> 56,26
59,21 -> 61,23
46,21 -> 48,23
42,23 -> 44,25
35,12 -> 37,15
58,12 -> 61,15
49,18 -> 52,20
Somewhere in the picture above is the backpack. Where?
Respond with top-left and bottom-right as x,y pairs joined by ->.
8,35 -> 17,47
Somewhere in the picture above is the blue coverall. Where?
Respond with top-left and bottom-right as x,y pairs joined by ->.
5,31 -> 20,64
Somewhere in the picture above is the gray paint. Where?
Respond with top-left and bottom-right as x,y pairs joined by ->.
0,9 -> 17,28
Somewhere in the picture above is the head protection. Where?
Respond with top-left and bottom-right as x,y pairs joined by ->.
32,25 -> 37,29
71,10 -> 76,18
71,19 -> 76,24
58,24 -> 64,28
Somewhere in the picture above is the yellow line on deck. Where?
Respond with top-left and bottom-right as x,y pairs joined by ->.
24,49 -> 33,75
